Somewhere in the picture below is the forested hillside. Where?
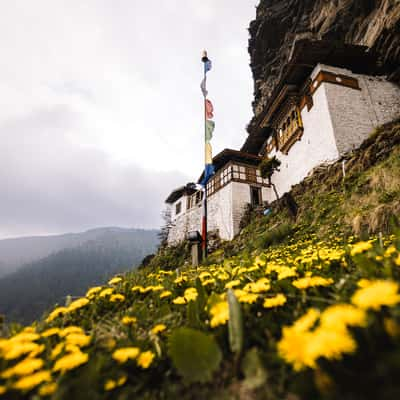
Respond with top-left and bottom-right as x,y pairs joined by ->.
0,229 -> 158,324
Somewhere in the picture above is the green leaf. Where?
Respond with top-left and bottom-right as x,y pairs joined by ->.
168,327 -> 222,383
227,289 -> 243,355
241,348 -> 267,390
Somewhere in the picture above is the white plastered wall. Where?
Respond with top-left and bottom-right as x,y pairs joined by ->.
265,82 -> 339,202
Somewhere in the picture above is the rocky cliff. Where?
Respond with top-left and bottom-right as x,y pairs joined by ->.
248,0 -> 400,128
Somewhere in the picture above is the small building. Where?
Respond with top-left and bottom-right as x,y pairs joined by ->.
165,39 -> 400,245
166,149 -> 270,244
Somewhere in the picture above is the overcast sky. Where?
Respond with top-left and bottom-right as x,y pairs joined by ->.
0,1 -> 257,239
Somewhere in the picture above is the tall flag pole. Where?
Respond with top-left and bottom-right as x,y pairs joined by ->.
200,50 -> 215,260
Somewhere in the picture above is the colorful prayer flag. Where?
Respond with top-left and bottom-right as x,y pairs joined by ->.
200,78 -> 208,98
204,59 -> 212,73
205,99 -> 214,119
205,120 -> 215,142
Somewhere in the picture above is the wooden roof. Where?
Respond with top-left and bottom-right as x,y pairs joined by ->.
241,39 -> 379,154
165,185 -> 196,204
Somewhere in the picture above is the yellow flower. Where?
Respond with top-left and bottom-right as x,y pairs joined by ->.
0,386 -> 6,395
395,253 -> 400,266
122,316 -> 137,325
99,288 -> 114,298
53,352 -> 89,374
292,276 -> 334,289
184,287 -> 198,302
209,301 -> 229,328
13,370 -> 52,391
4,342 -> 41,360
10,332 -> 40,343
67,297 -> 89,312
351,280 -> 400,310
263,294 -> 287,308
50,343 -> 65,360
150,285 -> 164,292
104,379 -> 117,391
46,306 -> 69,322
137,351 -> 155,368
108,276 -> 123,285
59,326 -> 84,337
350,241 -> 372,256
131,285 -> 143,292
225,280 -> 241,289
1,358 -> 44,378
357,279 -> 373,288
319,304 -> 367,331
277,267 -> 297,280
65,333 -> 91,347
237,293 -> 259,304
86,286 -> 103,298
38,382 -> 58,396
110,294 -> 125,302
112,347 -> 140,364
384,245 -> 396,257
172,296 -> 186,305
174,276 -> 187,284
151,324 -> 167,335
243,278 -> 270,293
41,328 -> 61,338
160,290 -> 172,299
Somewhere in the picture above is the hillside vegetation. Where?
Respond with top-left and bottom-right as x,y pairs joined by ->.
0,120 -> 400,400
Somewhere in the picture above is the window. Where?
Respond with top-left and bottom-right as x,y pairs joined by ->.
250,186 -> 262,207
175,201 -> 182,215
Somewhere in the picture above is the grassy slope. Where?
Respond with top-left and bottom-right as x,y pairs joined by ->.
0,120 -> 400,400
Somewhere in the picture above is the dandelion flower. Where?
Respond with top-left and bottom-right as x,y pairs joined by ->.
263,294 -> 287,308
108,277 -> 123,285
65,333 -> 91,347
137,351 -> 155,368
292,276 -> 333,289
159,290 -> 172,299
110,294 -> 125,303
38,382 -> 58,396
67,298 -> 89,312
1,358 -> 44,378
151,324 -> 167,335
351,280 -> 400,310
172,296 -> 186,305
184,287 -> 198,302
112,347 -> 140,364
13,370 -> 51,391
86,286 -> 103,298
41,328 -> 61,338
53,352 -> 89,374
122,316 -> 137,325
350,241 -> 372,256
210,301 -> 229,328
224,280 -> 241,289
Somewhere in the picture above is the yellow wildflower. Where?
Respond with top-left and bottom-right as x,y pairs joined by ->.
150,285 -> 164,291
237,293 -> 259,304
225,280 -> 241,289
112,347 -> 140,364
199,271 -> 211,280
59,326 -> 84,337
350,241 -> 372,256
67,297 -> 89,312
137,350 -> 155,368
263,294 -> 287,308
201,278 -> 216,286
41,328 -> 61,338
319,304 -> 367,331
51,343 -> 65,360
357,278 -> 373,288
65,333 -> 91,347
85,286 -> 103,298
4,342 -> 41,360
122,316 -> 137,325
292,276 -> 333,289
99,288 -> 114,298
160,290 -> 172,299
104,379 -> 117,391
384,245 -> 396,257
209,301 -> 229,327
395,253 -> 400,266
131,285 -> 143,292
184,287 -> 198,302
13,370 -> 51,391
38,382 -> 58,396
174,276 -> 187,284
1,358 -> 44,378
10,332 -> 40,343
277,267 -> 297,280
243,278 -> 270,293
151,324 -> 167,335
172,296 -> 186,305
108,276 -> 123,285
28,344 -> 45,358
351,280 -> 400,310
110,294 -> 125,302
53,351 -> 89,374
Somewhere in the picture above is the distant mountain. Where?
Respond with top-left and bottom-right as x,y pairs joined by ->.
0,228 -> 159,324
0,227 -> 157,277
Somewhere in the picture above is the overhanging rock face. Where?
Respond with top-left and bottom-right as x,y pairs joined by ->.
248,0 -> 400,133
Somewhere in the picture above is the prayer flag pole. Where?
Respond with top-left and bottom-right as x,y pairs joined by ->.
201,50 -> 209,260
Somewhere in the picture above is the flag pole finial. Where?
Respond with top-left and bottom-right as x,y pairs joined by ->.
201,50 -> 209,63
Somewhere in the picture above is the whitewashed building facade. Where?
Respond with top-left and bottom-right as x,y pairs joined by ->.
165,40 -> 400,245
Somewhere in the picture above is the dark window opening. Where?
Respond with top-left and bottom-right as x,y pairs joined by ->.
250,186 -> 262,207
175,201 -> 182,215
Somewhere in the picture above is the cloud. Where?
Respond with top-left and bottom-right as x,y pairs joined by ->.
0,106 -> 187,238
0,1 -> 256,238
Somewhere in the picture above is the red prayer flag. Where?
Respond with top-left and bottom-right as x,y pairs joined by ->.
205,99 -> 214,119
